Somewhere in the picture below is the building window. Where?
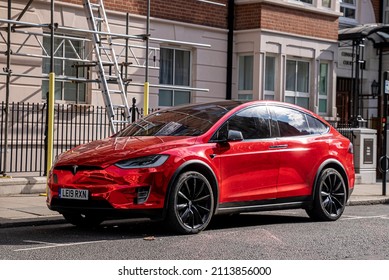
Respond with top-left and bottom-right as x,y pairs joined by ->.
285,59 -> 310,109
159,48 -> 191,106
384,0 -> 389,24
42,36 -> 86,102
322,0 -> 331,8
319,63 -> 329,114
264,56 -> 275,100
294,0 -> 313,4
238,55 -> 253,100
340,0 -> 356,20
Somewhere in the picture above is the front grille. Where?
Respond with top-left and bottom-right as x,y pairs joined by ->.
50,197 -> 113,210
49,197 -> 164,219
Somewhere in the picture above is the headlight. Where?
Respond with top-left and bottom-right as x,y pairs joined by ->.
114,155 -> 169,169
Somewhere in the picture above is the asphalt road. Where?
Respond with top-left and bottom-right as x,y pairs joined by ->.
0,204 -> 388,260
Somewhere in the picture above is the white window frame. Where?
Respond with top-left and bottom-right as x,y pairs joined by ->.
264,55 -> 276,100
238,54 -> 254,100
42,35 -> 87,103
285,58 -> 311,109
321,0 -> 332,9
318,62 -> 330,115
340,0 -> 357,25
384,0 -> 389,24
293,0 -> 313,5
158,47 -> 192,107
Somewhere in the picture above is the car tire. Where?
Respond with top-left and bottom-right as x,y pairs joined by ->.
306,168 -> 347,221
167,171 -> 214,234
62,213 -> 103,227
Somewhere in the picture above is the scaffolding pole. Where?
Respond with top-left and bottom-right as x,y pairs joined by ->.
0,1 -> 212,175
12,0 -> 35,26
1,0 -> 12,177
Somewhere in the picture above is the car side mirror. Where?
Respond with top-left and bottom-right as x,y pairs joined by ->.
227,130 -> 243,142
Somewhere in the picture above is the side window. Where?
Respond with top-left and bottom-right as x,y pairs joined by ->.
272,106 -> 310,137
213,106 -> 271,140
306,114 -> 329,135
255,106 -> 272,139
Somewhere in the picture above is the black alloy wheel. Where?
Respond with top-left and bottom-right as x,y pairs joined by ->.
307,168 -> 347,221
167,171 -> 214,234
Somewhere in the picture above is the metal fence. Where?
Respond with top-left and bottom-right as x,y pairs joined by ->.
0,102 -> 359,177
0,101 -> 156,177
327,121 -> 356,144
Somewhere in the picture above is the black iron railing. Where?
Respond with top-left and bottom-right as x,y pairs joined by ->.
327,121 -> 356,144
0,101 -> 156,176
0,102 -> 361,177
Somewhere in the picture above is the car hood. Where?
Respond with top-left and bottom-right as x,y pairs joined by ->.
56,136 -> 197,168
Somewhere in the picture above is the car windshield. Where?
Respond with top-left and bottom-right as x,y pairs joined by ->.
116,101 -> 242,137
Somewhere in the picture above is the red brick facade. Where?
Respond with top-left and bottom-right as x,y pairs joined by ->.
234,3 -> 262,30
235,2 -> 338,41
59,0 -> 229,29
60,1 -> 340,40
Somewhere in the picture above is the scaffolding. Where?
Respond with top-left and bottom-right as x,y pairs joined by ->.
0,0 -> 210,176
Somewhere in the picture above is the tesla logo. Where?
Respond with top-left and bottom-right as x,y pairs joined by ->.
71,165 -> 78,175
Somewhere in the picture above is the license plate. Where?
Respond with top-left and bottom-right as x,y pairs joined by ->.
59,188 -> 89,200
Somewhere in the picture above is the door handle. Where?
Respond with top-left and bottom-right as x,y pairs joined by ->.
269,144 -> 288,149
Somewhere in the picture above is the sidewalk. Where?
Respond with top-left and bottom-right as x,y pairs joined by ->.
0,183 -> 388,228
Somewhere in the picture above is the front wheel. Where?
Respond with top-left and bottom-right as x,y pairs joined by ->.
306,168 -> 347,221
167,171 -> 215,234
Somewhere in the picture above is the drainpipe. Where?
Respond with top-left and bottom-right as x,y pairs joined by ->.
226,0 -> 234,100
380,0 -> 384,23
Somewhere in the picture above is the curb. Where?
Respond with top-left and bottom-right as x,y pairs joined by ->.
348,198 -> 389,206
0,216 -> 66,229
0,177 -> 47,196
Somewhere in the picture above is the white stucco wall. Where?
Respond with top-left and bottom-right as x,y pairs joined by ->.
233,28 -> 338,118
0,1 -> 228,109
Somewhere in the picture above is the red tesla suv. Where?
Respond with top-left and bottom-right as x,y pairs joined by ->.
47,101 -> 355,234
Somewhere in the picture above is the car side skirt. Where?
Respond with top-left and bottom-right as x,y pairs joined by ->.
216,196 -> 311,215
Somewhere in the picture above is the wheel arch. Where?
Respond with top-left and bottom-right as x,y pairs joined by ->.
163,160 -> 219,218
312,159 -> 350,199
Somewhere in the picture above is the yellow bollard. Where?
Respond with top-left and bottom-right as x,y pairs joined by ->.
143,81 -> 149,116
45,72 -> 55,196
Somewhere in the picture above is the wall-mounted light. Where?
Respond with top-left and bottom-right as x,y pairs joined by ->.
371,79 -> 379,97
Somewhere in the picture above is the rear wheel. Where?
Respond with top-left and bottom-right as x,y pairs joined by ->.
167,171 -> 214,234
306,168 -> 347,221
62,213 -> 103,227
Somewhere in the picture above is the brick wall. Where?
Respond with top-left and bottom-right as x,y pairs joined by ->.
234,3 -> 261,30
59,0 -> 228,29
235,2 -> 338,41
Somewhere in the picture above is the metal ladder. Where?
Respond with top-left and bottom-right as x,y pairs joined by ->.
83,0 -> 131,133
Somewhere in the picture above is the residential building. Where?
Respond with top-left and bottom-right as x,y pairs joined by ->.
1,0 -> 342,119
0,0 -> 346,176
